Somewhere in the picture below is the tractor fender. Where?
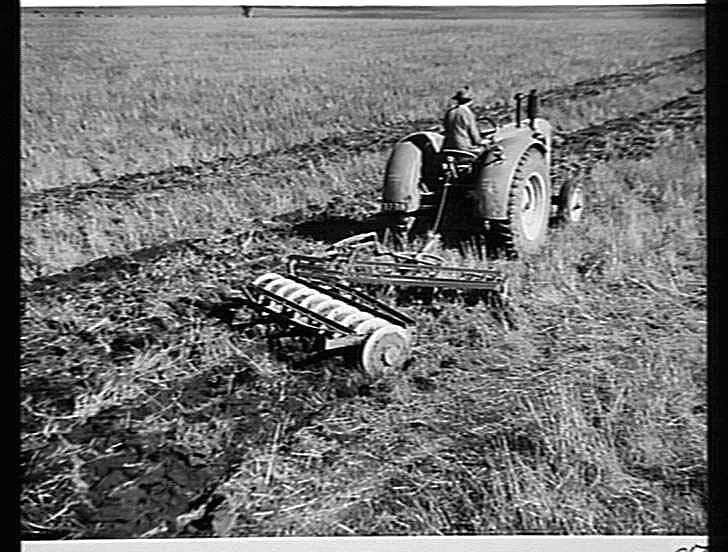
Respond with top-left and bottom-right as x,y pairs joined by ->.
473,118 -> 552,220
381,131 -> 443,213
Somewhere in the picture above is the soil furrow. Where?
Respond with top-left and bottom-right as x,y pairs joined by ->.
22,48 -> 703,215
22,92 -> 705,297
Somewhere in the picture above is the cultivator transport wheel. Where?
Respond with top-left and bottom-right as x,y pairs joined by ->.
490,147 -> 550,258
360,324 -> 412,378
557,180 -> 585,224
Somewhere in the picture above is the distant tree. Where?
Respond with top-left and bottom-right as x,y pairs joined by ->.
241,6 -> 253,18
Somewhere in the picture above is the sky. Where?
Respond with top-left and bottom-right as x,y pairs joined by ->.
19,0 -> 706,7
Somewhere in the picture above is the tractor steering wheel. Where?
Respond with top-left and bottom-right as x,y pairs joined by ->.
477,115 -> 498,138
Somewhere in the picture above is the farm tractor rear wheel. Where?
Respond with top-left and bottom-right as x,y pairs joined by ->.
490,147 -> 550,258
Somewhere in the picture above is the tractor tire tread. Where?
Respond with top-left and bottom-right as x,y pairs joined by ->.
489,147 -> 549,259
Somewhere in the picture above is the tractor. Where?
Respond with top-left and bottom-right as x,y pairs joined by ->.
380,90 -> 584,257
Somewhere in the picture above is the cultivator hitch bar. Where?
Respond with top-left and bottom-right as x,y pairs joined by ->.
287,232 -> 508,302
239,270 -> 414,377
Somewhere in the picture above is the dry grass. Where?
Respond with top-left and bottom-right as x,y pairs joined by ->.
21,152 -> 385,277
20,6 -> 705,539
21,11 -> 702,190
21,67 -> 704,279
21,129 -> 705,538
545,66 -> 704,131
209,133 -> 706,536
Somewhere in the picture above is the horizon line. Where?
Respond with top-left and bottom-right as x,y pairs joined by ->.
19,1 -> 707,8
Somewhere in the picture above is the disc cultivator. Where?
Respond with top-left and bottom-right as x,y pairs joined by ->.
238,233 -> 508,378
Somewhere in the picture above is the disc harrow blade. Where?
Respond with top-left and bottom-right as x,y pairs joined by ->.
237,271 -> 414,376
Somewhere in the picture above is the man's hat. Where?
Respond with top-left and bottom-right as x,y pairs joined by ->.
452,86 -> 474,103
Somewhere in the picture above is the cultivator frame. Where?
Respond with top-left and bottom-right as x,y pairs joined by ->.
238,232 -> 508,377
288,232 -> 508,303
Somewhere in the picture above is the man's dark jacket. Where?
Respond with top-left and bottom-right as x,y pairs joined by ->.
442,103 -> 481,151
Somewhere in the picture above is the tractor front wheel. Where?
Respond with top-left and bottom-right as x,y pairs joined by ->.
490,147 -> 550,258
557,180 -> 585,224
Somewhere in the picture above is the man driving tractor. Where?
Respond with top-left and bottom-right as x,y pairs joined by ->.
387,85 -> 492,248
382,85 -> 570,258
443,85 -> 491,153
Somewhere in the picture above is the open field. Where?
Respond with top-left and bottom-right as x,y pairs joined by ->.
21,47 -> 704,278
21,6 -> 705,540
21,6 -> 702,191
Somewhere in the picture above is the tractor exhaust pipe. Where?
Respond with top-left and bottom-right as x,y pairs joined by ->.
527,89 -> 538,130
514,93 -> 524,128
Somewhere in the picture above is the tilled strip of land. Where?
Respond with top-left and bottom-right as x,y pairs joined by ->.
21,48 -> 703,216
23,91 -> 705,296
20,91 -> 705,538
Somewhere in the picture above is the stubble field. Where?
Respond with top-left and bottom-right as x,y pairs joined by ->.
20,6 -> 706,539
